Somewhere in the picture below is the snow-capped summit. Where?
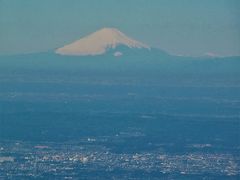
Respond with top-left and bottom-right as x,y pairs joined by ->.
55,28 -> 150,56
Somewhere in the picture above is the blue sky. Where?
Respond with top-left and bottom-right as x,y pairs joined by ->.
0,0 -> 239,56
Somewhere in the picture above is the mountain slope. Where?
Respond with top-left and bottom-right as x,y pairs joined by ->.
55,28 -> 150,56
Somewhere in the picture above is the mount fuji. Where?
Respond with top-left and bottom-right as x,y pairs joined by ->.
55,28 -> 152,56
0,28 -> 239,76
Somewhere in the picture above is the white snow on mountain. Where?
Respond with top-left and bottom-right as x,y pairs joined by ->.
55,28 -> 150,56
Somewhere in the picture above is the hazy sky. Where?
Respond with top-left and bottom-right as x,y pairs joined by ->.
0,0 -> 240,56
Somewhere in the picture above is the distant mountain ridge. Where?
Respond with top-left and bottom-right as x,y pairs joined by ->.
0,28 -> 239,77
